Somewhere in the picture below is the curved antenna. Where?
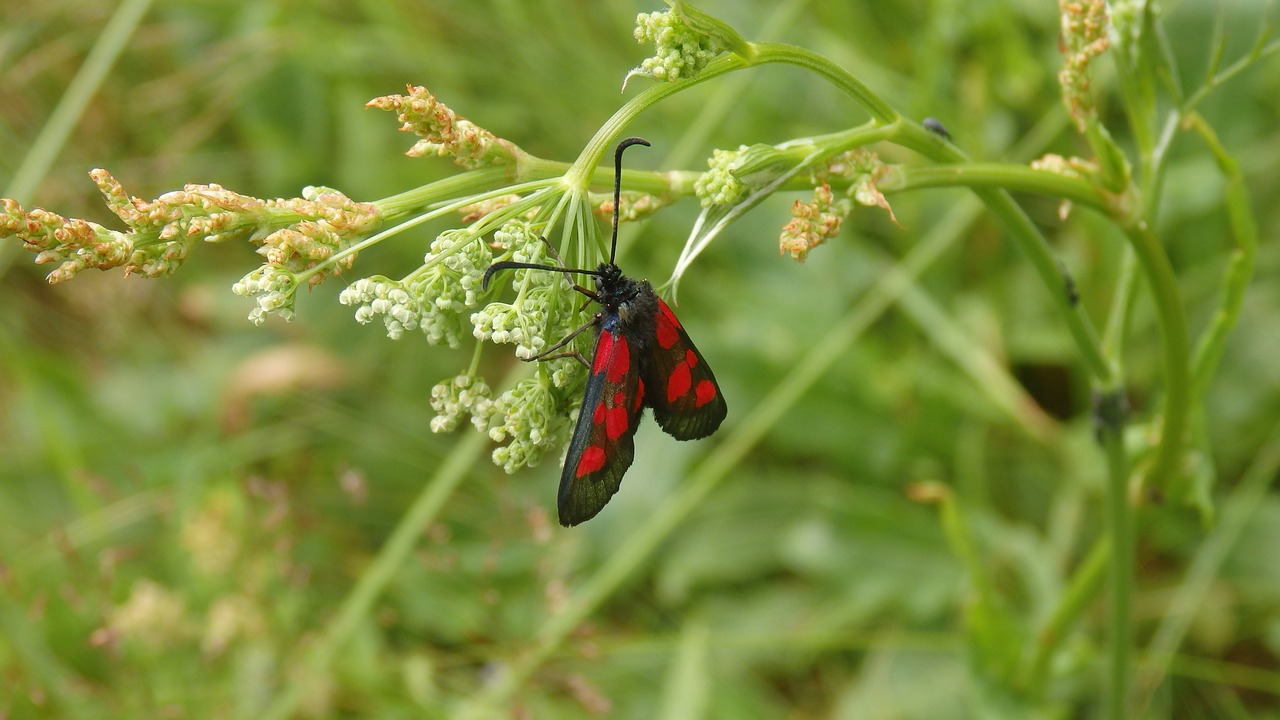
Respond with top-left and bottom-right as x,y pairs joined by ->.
611,137 -> 651,264
481,260 -> 603,291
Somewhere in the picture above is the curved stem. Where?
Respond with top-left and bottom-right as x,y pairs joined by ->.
1123,222 -> 1191,493
893,164 -> 1116,215
751,42 -> 899,123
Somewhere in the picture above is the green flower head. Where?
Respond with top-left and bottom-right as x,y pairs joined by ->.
627,1 -> 750,85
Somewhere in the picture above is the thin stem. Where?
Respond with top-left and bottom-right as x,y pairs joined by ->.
1184,113 -> 1258,403
374,167 -> 535,220
1023,537 -> 1110,698
976,184 -> 1116,387
1102,244 -> 1138,357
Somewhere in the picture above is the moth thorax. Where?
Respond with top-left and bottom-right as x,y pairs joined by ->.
614,280 -> 657,331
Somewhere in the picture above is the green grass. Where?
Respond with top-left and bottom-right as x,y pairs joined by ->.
3,1 -> 1280,718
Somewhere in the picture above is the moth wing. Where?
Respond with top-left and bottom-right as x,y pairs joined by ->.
557,324 -> 646,526
642,298 -> 727,441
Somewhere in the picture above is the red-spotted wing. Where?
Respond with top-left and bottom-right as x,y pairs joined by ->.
557,323 -> 646,526
643,297 -> 727,440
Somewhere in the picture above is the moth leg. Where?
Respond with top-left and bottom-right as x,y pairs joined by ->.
526,317 -> 596,367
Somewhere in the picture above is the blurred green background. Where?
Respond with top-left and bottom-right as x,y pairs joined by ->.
3,1 -> 1280,717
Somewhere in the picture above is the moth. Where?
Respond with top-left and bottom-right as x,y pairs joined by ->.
482,138 -> 727,525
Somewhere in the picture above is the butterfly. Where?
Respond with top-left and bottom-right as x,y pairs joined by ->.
482,137 -> 727,526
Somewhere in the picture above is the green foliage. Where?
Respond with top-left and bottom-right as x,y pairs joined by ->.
3,1 -> 1280,718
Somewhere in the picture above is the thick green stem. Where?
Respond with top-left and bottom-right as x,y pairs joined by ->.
893,164 -> 1120,216
1097,390 -> 1133,720
1123,222 -> 1191,494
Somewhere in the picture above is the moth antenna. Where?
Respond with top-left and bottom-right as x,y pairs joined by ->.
611,137 -> 651,264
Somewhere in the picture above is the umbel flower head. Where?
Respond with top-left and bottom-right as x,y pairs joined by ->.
339,228 -> 495,345
626,0 -> 752,86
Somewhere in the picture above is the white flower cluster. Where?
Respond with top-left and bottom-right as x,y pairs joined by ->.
471,377 -> 569,474
339,277 -> 422,340
470,222 -> 572,360
339,230 -> 493,345
470,302 -> 550,360
417,229 -> 494,345
232,265 -> 297,325
429,374 -> 494,433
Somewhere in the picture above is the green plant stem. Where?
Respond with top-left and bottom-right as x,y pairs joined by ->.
1111,5 -> 1159,160
1101,244 -> 1138,357
892,164 -> 1118,216
258,423 -> 492,720
751,42 -> 898,123
456,193 -> 969,719
1100,398 -> 1133,720
1122,222 -> 1190,494
374,167 -> 531,221
1184,113 -> 1258,402
1183,34 -> 1280,112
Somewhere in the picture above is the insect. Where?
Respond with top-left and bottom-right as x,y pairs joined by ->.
923,116 -> 953,142
482,137 -> 727,526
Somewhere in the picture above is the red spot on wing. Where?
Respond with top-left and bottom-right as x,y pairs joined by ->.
576,445 -> 606,477
604,406 -> 629,439
655,300 -> 683,349
658,299 -> 683,328
656,314 -> 679,349
667,363 -> 692,402
635,378 -> 645,411
593,402 -> 605,424
695,379 -> 717,408
592,333 -> 613,374
685,349 -> 697,367
606,334 -> 630,382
